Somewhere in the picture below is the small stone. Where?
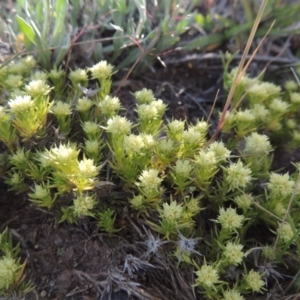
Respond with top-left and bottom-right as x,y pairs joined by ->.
40,290 -> 47,297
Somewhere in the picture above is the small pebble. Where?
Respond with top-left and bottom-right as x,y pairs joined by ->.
40,290 -> 47,297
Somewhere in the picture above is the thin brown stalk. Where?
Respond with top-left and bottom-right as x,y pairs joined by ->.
208,0 -> 269,143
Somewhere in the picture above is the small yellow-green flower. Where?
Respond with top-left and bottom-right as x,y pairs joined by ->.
130,195 -> 145,211
4,74 -> 23,88
234,194 -> 252,210
261,246 -> 276,260
224,160 -> 252,191
290,92 -> 300,104
25,79 -> 51,97
69,68 -> 88,82
21,55 -> 37,69
78,157 -> 98,177
223,242 -> 244,265
182,127 -> 204,145
284,80 -> 298,92
98,95 -> 120,116
138,169 -> 162,194
267,172 -> 294,198
235,109 -> 255,123
244,132 -> 272,154
208,141 -> 230,162
244,270 -> 265,293
0,256 -> 20,290
73,194 -> 96,216
84,140 -> 101,156
157,139 -> 174,153
134,88 -> 155,104
277,222 -> 294,243
195,150 -> 217,170
269,98 -> 289,114
51,101 -> 72,117
173,159 -> 192,178
89,61 -> 113,80
141,134 -> 156,149
195,264 -> 219,288
106,116 -> 132,135
152,99 -> 167,115
137,104 -> 158,120
194,120 -> 209,135
123,134 -> 144,154
49,68 -> 64,80
82,121 -> 101,136
40,144 -> 79,167
8,61 -> 29,74
167,120 -> 185,139
76,97 -> 94,112
161,200 -> 183,221
223,289 -> 245,300
31,71 -> 48,81
8,95 -> 33,113
286,119 -> 297,129
251,104 -> 269,120
217,207 -> 244,231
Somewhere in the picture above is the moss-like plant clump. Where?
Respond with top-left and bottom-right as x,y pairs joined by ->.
0,54 -> 300,299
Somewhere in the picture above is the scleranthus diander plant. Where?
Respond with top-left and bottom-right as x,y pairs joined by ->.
0,55 -> 300,299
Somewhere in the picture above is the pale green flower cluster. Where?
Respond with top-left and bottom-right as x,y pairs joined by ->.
195,150 -> 217,170
222,242 -> 244,265
98,95 -> 120,117
157,138 -> 174,153
4,74 -> 23,88
208,141 -> 230,162
277,223 -> 294,243
138,169 -> 162,195
217,207 -> 244,231
290,92 -> 300,104
25,79 -> 51,97
137,104 -> 159,120
167,120 -> 185,140
40,144 -> 79,167
284,80 -> 298,91
89,61 -> 113,80
195,264 -> 219,288
161,200 -> 183,221
31,71 -> 48,81
223,289 -> 245,300
73,194 -> 96,216
244,133 -> 272,154
106,116 -> 132,135
244,270 -> 265,292
269,98 -> 289,114
78,157 -> 98,177
0,256 -> 20,290
234,194 -> 252,210
134,88 -> 156,104
69,68 -> 88,82
82,121 -> 101,138
173,159 -> 192,178
51,101 -> 72,116
8,95 -> 33,113
224,160 -> 252,191
123,134 -> 145,154
49,68 -> 64,80
251,103 -> 269,120
76,97 -> 93,112
267,172 -> 295,198
141,134 -> 156,149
